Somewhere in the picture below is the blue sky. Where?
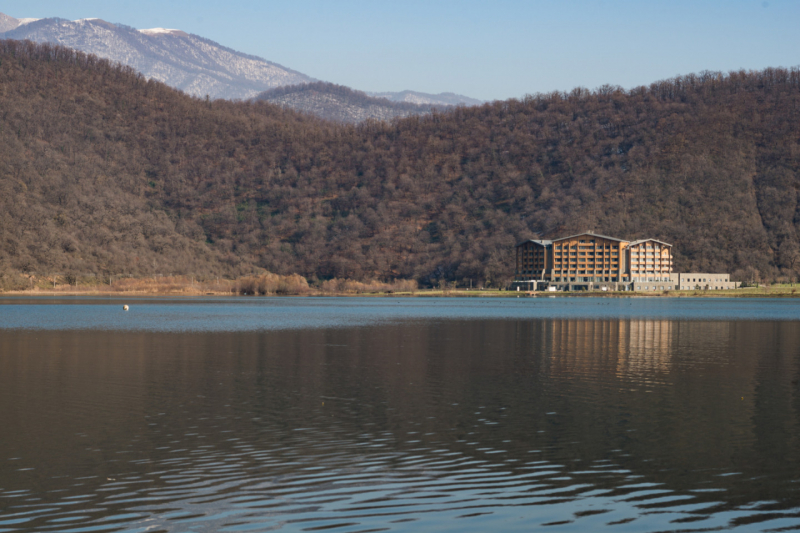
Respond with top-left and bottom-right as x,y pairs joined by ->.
3,0 -> 799,101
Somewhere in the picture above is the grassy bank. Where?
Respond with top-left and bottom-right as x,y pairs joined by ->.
4,285 -> 800,298
2,272 -> 798,298
0,274 -> 418,297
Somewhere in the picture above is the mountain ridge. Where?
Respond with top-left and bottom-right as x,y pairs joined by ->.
368,90 -> 482,106
0,14 -> 314,100
0,11 -> 483,119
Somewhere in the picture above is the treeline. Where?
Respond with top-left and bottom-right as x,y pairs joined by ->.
1,39 -> 799,286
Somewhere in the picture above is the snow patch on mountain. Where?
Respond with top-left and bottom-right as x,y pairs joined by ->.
139,28 -> 188,37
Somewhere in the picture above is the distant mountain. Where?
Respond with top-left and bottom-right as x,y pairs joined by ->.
0,12 -> 23,33
0,12 -> 483,110
369,90 -> 483,106
0,13 -> 312,100
256,82 -> 445,123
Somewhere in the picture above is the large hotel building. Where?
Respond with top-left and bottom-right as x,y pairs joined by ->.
514,232 -> 737,291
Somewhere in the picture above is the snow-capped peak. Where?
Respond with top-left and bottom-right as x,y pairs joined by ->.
17,18 -> 40,25
139,27 -> 187,37
1,14 -> 314,100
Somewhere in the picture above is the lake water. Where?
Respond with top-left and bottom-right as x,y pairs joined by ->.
1,297 -> 799,532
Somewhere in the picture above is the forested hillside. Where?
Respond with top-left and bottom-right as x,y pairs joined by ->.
1,40 -> 799,287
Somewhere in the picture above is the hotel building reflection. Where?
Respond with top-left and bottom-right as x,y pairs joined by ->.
547,319 -> 675,382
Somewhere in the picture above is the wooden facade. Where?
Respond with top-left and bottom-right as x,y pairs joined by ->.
550,233 -> 629,283
626,239 -> 673,282
515,232 -> 674,287
515,239 -> 551,280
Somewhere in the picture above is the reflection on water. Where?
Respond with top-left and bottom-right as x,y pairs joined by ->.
548,319 -> 710,382
546,319 -> 678,380
1,300 -> 800,532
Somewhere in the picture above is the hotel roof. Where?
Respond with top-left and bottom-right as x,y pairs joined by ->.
629,239 -> 672,247
551,232 -> 628,243
515,239 -> 552,248
516,233 -> 671,248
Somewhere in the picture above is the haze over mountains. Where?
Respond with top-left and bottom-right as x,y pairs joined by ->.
369,90 -> 483,106
0,12 -> 481,121
256,83 -> 446,124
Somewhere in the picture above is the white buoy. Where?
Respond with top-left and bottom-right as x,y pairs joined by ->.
123,305 -> 129,311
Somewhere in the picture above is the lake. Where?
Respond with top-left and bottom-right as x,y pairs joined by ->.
1,297 -> 799,532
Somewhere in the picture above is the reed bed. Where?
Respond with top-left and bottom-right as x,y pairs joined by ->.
1,272 -> 420,296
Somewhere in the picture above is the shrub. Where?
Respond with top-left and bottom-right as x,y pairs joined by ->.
0,270 -> 30,291
319,278 -> 417,294
236,273 -> 310,295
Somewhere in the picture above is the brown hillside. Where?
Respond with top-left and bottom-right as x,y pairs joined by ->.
1,40 -> 799,286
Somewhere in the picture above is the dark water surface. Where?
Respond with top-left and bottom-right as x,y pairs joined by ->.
1,297 -> 800,532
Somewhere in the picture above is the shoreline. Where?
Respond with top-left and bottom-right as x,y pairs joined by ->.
1,288 -> 798,298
